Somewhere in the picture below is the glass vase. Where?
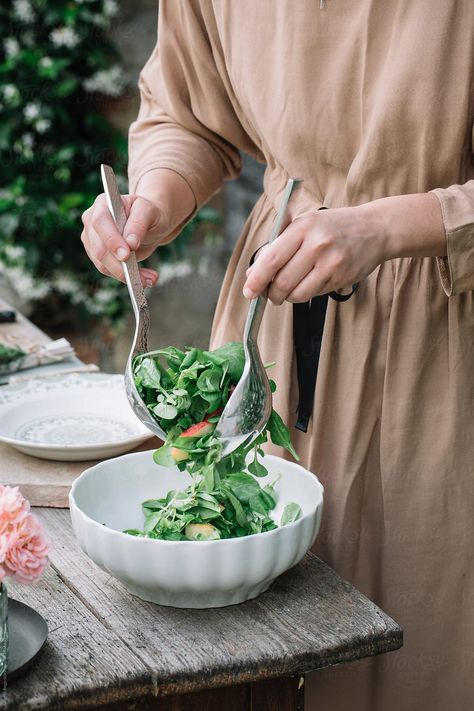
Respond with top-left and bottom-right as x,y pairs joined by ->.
0,581 -> 7,680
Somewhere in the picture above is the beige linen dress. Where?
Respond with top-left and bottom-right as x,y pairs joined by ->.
128,2 -> 474,709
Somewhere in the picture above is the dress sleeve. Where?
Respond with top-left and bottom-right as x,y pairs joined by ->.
430,181 -> 474,296
128,0 -> 245,241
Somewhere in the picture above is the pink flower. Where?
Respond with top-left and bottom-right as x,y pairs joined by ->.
0,485 -> 30,535
3,513 -> 49,585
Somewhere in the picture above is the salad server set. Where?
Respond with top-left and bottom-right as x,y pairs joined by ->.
101,164 -> 298,455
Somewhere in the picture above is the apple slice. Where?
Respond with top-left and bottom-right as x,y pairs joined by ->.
171,420 -> 215,462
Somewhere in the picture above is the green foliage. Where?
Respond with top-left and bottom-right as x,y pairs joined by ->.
0,1 -> 219,327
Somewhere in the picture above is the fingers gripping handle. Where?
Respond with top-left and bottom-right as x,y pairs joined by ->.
101,164 -> 149,356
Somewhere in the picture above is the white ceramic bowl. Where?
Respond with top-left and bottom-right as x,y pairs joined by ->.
69,450 -> 324,608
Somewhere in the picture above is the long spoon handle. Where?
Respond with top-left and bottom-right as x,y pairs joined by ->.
243,178 -> 299,345
101,164 -> 149,356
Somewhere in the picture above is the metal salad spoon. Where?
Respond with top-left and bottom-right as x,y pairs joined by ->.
101,164 -> 167,441
215,177 -> 299,456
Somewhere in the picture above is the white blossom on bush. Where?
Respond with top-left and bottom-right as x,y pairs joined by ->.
3,245 -> 26,262
55,275 -> 79,295
83,65 -> 126,96
0,264 -> 50,302
2,84 -> 19,103
22,133 -> 34,149
23,102 -> 41,121
35,119 -> 51,134
39,56 -> 53,69
4,38 -> 20,58
14,132 -> 34,158
94,286 -> 118,305
158,261 -> 194,286
103,0 -> 118,18
50,27 -> 80,49
86,299 -> 107,315
13,0 -> 34,23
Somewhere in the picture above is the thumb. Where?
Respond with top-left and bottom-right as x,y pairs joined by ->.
123,196 -> 161,251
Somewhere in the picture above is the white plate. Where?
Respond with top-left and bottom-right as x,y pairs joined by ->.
0,372 -> 153,461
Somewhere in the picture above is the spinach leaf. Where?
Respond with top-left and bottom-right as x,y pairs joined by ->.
203,342 -> 245,382
153,402 -> 178,420
225,472 -> 261,503
267,409 -> 300,460
197,366 -> 223,393
249,491 -> 272,515
134,357 -> 162,389
180,347 -> 199,369
122,529 -> 144,537
225,488 -> 248,527
248,457 -> 268,478
281,502 -> 302,526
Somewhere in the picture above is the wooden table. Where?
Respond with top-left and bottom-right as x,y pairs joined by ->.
0,305 -> 403,709
3,510 -> 402,710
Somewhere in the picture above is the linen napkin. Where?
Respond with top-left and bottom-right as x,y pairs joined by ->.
0,337 -> 75,375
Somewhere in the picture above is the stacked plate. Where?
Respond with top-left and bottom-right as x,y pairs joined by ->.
0,372 -> 153,461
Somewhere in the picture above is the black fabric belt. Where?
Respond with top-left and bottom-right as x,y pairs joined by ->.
292,284 -> 357,432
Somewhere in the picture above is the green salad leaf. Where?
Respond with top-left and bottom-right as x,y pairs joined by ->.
281,502 -> 303,526
0,343 -> 26,367
127,342 -> 301,541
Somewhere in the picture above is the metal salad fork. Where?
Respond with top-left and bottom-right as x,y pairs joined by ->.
215,177 -> 299,456
101,164 -> 167,441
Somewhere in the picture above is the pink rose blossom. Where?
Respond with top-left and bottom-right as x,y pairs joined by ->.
0,485 -> 30,535
4,513 -> 49,584
0,487 -> 48,585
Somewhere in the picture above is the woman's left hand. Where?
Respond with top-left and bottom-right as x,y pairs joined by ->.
242,192 -> 446,304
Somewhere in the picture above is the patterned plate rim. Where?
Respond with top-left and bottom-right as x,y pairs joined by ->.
0,372 -> 153,449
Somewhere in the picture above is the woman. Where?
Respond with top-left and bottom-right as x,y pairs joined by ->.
81,2 -> 474,709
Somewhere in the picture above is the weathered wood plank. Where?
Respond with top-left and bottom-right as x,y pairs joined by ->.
3,563 -> 152,710
32,509 -> 401,702
0,443 -> 93,507
0,437 -> 160,509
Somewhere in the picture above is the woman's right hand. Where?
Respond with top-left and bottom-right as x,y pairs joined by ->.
81,193 -> 167,287
81,168 -> 196,287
